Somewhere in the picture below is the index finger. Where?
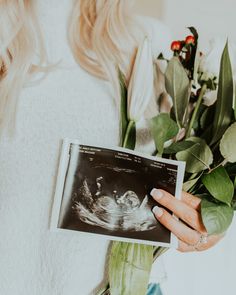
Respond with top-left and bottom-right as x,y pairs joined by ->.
151,189 -> 206,233
181,191 -> 201,211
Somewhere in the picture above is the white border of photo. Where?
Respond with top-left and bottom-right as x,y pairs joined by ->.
50,138 -> 186,249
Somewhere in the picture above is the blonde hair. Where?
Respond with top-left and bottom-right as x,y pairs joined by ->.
0,0 -> 46,135
68,0 -> 141,98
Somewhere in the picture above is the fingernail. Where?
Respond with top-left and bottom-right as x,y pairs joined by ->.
152,206 -> 163,217
150,189 -> 163,200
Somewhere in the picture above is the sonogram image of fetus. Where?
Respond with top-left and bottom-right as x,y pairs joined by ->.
115,191 -> 141,212
72,177 -> 158,232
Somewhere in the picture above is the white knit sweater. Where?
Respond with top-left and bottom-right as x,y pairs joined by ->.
0,1 -> 171,294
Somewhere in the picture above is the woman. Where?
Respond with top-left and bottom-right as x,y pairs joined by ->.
0,1 -> 223,294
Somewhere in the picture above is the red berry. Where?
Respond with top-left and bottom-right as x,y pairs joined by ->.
185,35 -> 195,45
171,41 -> 181,51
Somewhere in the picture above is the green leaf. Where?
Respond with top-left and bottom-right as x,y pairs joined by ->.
192,103 -> 207,131
201,199 -> 234,235
164,140 -> 195,154
165,57 -> 190,128
188,26 -> 199,41
150,113 -> 179,155
220,122 -> 236,163
210,42 -> 234,145
234,82 -> 236,120
183,173 -> 202,192
119,69 -> 136,150
202,166 -> 234,205
226,163 -> 236,176
205,78 -> 217,91
122,120 -> 136,150
176,137 -> 213,173
200,105 -> 215,131
109,242 -> 153,295
193,49 -> 201,85
157,53 -> 165,60
186,27 -> 198,81
232,198 -> 236,210
119,69 -> 129,145
232,182 -> 236,210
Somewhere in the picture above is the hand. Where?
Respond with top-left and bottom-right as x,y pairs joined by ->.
151,189 -> 224,252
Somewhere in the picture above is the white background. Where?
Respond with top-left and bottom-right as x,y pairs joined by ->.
136,1 -> 236,295
136,0 -> 236,45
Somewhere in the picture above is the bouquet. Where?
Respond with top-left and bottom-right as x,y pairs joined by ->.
99,28 -> 236,295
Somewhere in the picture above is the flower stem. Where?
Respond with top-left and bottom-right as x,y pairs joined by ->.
122,120 -> 135,148
97,247 -> 168,295
186,83 -> 207,138
208,159 -> 228,174
97,283 -> 110,295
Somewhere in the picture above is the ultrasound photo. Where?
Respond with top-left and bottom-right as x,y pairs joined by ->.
51,139 -> 185,247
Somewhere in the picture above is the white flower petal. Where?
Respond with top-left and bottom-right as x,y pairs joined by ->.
128,37 -> 154,122
199,38 -> 236,80
203,89 -> 218,106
